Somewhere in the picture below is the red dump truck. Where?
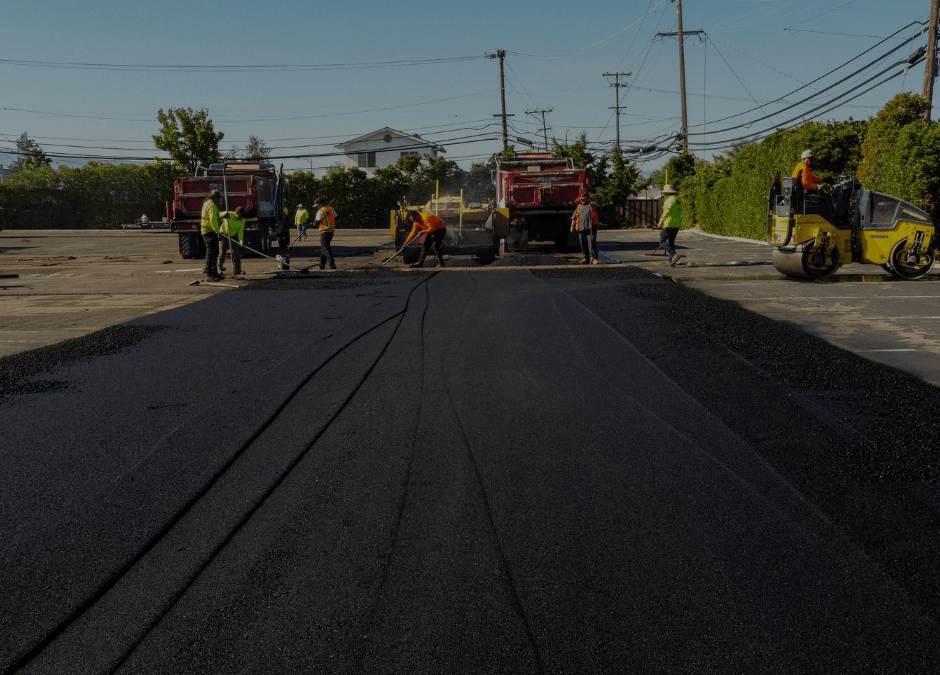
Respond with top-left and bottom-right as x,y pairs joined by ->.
495,152 -> 587,251
173,162 -> 289,259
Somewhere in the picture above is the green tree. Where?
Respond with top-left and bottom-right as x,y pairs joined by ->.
593,151 -> 641,220
22,146 -> 52,171
244,135 -> 270,162
153,107 -> 224,173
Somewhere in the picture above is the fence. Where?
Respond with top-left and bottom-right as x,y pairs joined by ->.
622,199 -> 662,228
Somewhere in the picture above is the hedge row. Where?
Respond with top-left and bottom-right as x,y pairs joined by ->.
0,162 -> 176,229
678,93 -> 940,238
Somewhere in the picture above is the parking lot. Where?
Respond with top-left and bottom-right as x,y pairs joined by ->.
3,227 -> 940,385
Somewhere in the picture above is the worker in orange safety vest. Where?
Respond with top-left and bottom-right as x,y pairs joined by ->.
793,149 -> 826,192
403,210 -> 447,268
312,197 -> 337,270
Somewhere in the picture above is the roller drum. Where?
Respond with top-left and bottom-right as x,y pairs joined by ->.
772,248 -> 811,278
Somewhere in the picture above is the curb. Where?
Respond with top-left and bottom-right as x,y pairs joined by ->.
684,228 -> 769,246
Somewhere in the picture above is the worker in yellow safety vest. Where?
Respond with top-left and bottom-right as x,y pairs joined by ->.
201,189 -> 224,280
793,149 -> 826,192
220,206 -> 246,276
295,204 -> 310,241
312,197 -> 337,270
656,184 -> 682,266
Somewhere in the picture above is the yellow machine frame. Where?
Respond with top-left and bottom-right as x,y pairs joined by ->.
767,173 -> 936,280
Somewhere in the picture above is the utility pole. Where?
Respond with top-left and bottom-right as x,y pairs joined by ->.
675,0 -> 689,152
924,0 -> 940,121
603,72 -> 632,154
488,50 -> 514,151
525,108 -> 553,151
657,1 -> 705,155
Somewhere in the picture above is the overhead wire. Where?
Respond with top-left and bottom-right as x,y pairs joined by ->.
0,55 -> 487,73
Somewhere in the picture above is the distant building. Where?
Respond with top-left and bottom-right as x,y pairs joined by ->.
634,184 -> 663,200
0,166 -> 16,183
334,128 -> 445,175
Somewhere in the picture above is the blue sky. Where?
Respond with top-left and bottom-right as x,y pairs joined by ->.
0,0 -> 933,175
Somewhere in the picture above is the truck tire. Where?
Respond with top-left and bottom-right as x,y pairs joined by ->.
179,233 -> 204,259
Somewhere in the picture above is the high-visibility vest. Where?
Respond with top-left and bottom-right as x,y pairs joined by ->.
406,212 -> 446,243
221,216 -> 245,243
792,161 -> 823,190
201,200 -> 220,234
295,208 -> 309,226
659,196 -> 682,228
317,206 -> 336,232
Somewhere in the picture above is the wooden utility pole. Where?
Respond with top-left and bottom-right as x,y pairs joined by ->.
488,50 -> 514,151
924,0 -> 940,120
675,0 -> 689,151
603,72 -> 632,154
525,108 -> 553,151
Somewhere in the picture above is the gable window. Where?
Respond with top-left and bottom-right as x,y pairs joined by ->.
358,151 -> 376,168
400,151 -> 419,158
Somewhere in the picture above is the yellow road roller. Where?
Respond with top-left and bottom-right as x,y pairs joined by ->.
766,172 -> 936,279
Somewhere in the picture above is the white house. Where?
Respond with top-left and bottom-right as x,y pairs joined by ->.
334,128 -> 445,175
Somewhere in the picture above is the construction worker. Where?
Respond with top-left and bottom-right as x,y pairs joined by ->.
793,149 -> 825,192
201,189 -> 224,280
295,204 -> 309,241
403,210 -> 447,268
313,197 -> 337,270
219,206 -> 245,276
571,195 -> 597,264
656,184 -> 682,266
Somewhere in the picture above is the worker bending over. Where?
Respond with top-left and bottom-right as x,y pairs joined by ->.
313,197 -> 337,270
201,189 -> 224,280
657,184 -> 682,266
793,149 -> 825,192
404,210 -> 447,268
219,206 -> 245,276
295,204 -> 309,241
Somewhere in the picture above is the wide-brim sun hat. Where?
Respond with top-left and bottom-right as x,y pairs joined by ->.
801,150 -> 815,159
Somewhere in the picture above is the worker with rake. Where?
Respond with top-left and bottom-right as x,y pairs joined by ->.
219,206 -> 245,276
403,210 -> 447,268
201,189 -> 224,280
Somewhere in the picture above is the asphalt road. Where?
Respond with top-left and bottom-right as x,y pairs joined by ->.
3,265 -> 940,674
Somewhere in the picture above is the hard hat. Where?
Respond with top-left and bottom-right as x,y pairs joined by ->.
234,206 -> 245,216
662,184 -> 678,195
313,196 -> 324,205
209,189 -> 221,198
297,204 -> 304,208
801,150 -> 815,160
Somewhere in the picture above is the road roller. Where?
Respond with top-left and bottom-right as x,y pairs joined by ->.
766,171 -> 936,279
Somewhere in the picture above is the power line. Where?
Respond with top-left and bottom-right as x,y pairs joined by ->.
0,55 -> 487,73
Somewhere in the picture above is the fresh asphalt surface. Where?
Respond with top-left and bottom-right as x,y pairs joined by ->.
3,261 -> 940,671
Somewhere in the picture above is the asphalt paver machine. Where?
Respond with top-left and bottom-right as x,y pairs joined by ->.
767,172 -> 936,279
391,196 -> 508,264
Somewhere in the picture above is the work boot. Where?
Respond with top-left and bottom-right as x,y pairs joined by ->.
669,253 -> 681,266
410,260 -> 424,268
579,258 -> 589,265
329,263 -> 337,270
591,258 -> 600,265
437,259 -> 445,268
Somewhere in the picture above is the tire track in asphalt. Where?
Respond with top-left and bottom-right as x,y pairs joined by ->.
10,274 -> 436,675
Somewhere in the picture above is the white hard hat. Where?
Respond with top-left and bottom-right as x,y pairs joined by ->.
801,150 -> 815,160
297,204 -> 304,208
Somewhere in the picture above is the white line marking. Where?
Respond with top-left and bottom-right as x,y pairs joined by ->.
865,349 -> 916,352
155,269 -> 204,273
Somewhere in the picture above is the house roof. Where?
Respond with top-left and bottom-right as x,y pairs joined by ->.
334,127 -> 445,153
